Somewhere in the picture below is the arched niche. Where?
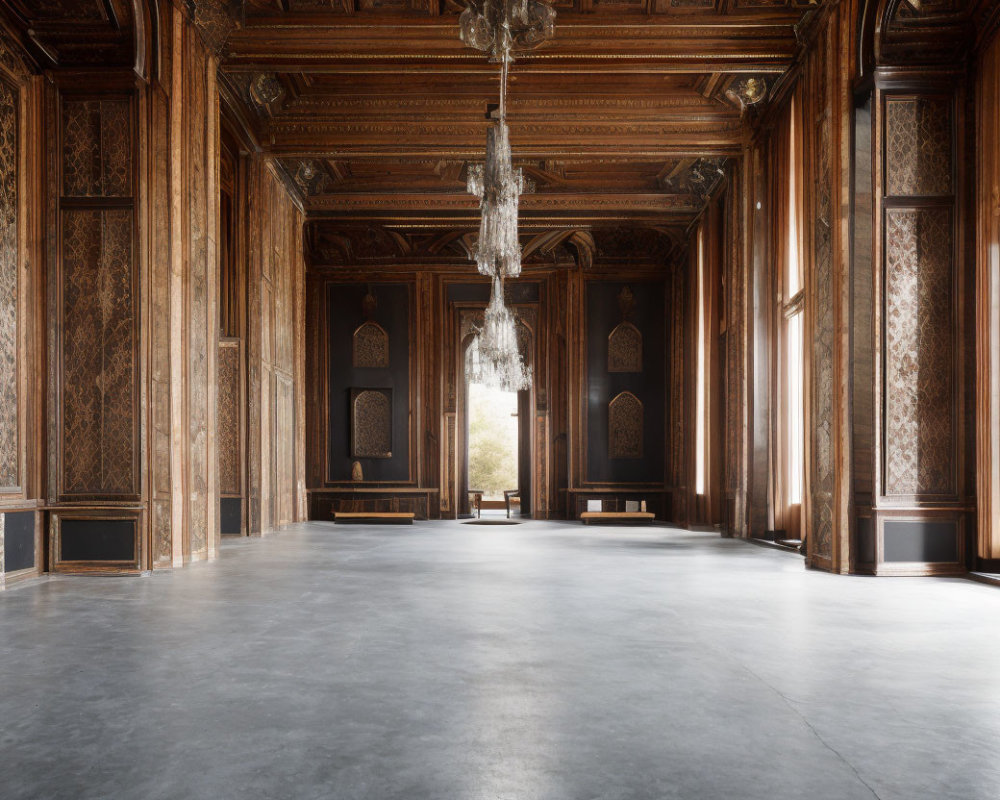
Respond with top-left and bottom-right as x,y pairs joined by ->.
608,321 -> 642,373
609,391 -> 643,460
351,389 -> 392,459
353,320 -> 389,369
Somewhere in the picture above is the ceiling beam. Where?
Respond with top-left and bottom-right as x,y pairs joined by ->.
224,16 -> 801,72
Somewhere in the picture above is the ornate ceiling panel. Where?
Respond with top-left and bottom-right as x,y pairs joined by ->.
0,0 -> 136,66
213,2 -> 809,239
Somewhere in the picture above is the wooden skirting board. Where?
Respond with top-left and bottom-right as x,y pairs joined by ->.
333,512 -> 415,525
580,512 -> 656,525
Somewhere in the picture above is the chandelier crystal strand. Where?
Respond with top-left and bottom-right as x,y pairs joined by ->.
460,0 -> 554,391
469,276 -> 532,392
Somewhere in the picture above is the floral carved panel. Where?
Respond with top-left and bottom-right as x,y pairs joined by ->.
61,209 -> 135,495
351,388 -> 393,459
608,321 -> 642,373
353,320 -> 389,369
609,391 -> 643,460
62,98 -> 132,198
217,342 -> 241,496
884,207 -> 954,497
885,97 -> 952,198
0,80 -> 17,489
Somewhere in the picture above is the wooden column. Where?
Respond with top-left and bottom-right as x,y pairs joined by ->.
975,32 -> 1000,569
0,38 -> 44,587
852,69 -> 971,575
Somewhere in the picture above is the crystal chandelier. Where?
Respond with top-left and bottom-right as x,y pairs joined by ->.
467,276 -> 533,392
460,0 -> 554,391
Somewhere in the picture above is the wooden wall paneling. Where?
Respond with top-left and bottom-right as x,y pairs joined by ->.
0,37 -> 45,585
567,267 -> 584,494
142,74 -> 175,568
245,156 -> 262,535
668,255 -> 687,526
723,163 -> 749,536
746,141 -> 771,539
205,48 -> 220,557
57,91 -> 139,501
416,272 -> 437,494
24,75 -> 44,515
706,195 -> 724,526
247,162 -> 306,531
305,270 -> 326,499
803,30 -> 828,565
168,5 -> 187,565
549,269 -> 569,519
976,32 -> 1000,562
186,29 -> 209,558
174,21 -> 221,562
41,67 -> 148,573
440,275 -> 457,517
684,230 -> 700,526
217,339 -> 242,498
0,72 -> 20,496
261,232 -> 273,532
293,209 -> 307,522
535,278 -> 550,520
867,74 -> 970,576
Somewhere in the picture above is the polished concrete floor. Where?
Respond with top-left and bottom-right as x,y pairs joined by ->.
2,521 -> 1000,800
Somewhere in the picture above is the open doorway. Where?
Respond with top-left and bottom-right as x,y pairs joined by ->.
467,382 -> 519,516
457,311 -> 534,520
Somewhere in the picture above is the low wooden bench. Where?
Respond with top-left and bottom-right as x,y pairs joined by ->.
333,512 -> 415,525
580,511 -> 655,525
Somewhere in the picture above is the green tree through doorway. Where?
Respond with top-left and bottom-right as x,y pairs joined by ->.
468,382 -> 518,500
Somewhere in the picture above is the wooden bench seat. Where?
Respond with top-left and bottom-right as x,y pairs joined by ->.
580,511 -> 655,525
333,512 -> 415,524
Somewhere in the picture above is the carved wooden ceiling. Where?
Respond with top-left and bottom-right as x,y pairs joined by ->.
5,0 -> 996,265
217,1 -> 819,247
0,0 -> 136,66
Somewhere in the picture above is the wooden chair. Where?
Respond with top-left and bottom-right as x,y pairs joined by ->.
504,489 -> 520,519
468,490 -> 483,519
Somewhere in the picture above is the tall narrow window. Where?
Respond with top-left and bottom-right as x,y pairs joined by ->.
778,97 -> 806,537
695,226 -> 707,496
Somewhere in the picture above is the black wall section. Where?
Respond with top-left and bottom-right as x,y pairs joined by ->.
59,519 -> 136,562
4,511 -> 35,573
327,283 -> 411,482
883,520 -> 959,564
220,498 -> 241,535
586,280 -> 666,484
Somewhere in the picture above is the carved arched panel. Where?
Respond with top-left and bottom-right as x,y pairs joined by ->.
353,320 -> 389,369
609,391 -> 643,460
351,388 -> 392,459
608,321 -> 642,373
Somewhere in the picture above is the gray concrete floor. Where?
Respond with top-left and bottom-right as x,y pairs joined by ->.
2,521 -> 1000,800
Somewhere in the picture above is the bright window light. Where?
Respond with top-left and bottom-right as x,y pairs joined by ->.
695,228 -> 707,496
786,311 -> 804,505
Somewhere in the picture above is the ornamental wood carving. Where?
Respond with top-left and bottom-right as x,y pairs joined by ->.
808,23 -> 838,559
218,342 -> 241,497
0,80 -> 17,489
884,207 -> 955,497
61,209 -> 135,495
608,322 -> 642,373
352,389 -> 393,459
62,99 -> 132,198
885,97 -> 953,197
353,321 -> 390,368
609,391 -> 643,460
